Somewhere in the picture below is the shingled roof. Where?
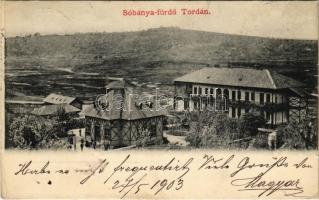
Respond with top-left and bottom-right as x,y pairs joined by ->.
174,67 -> 304,89
80,88 -> 167,120
31,104 -> 81,116
43,93 -> 77,104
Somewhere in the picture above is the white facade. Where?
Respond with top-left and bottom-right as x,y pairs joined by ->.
190,84 -> 287,105
175,84 -> 289,125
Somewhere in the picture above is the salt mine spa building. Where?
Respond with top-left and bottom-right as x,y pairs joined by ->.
174,67 -> 308,126
81,79 -> 167,148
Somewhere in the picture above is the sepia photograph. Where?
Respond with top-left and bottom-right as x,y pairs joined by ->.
1,1 -> 319,199
3,1 -> 317,152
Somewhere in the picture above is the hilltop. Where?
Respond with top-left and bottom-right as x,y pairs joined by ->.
5,27 -> 318,98
6,27 -> 317,62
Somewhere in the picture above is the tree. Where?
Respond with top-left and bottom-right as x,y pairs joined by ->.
277,122 -> 306,149
201,114 -> 239,148
185,110 -> 214,148
238,112 -> 266,137
8,114 -> 67,149
185,110 -> 239,148
277,118 -> 317,150
55,108 -> 71,137
185,110 -> 270,149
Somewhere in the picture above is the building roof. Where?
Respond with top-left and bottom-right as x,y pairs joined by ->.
31,104 -> 81,116
105,80 -> 126,89
43,93 -> 77,104
288,87 -> 309,97
80,88 -> 167,120
105,77 -> 128,89
174,67 -> 304,89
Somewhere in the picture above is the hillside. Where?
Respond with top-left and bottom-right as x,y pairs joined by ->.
5,27 -> 318,99
6,27 -> 317,64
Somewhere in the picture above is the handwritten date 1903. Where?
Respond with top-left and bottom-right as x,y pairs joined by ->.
111,174 -> 184,198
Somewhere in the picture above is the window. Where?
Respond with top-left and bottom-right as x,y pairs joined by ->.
223,89 -> 229,101
260,93 -> 264,104
203,98 -> 208,109
194,87 -> 198,94
210,88 -> 214,95
237,91 -> 241,100
237,108 -> 241,117
94,125 -> 101,142
275,96 -> 278,103
266,94 -> 271,103
266,112 -> 271,121
210,96 -> 214,106
231,108 -> 236,118
150,124 -> 157,137
194,101 -> 199,110
232,91 -> 236,101
205,88 -> 208,95
85,121 -> 91,136
199,87 -> 202,95
251,92 -> 255,101
264,111 -> 267,118
245,92 -> 249,101
186,84 -> 192,93
184,101 -> 189,110
105,127 -> 111,140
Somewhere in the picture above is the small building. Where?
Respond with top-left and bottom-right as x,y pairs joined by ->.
80,79 -> 167,149
43,93 -> 82,109
31,103 -> 81,117
174,67 -> 308,126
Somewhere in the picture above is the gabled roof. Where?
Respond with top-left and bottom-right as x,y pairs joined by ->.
31,104 -> 81,116
105,80 -> 126,89
174,67 -> 304,89
80,88 -> 167,120
43,93 -> 77,104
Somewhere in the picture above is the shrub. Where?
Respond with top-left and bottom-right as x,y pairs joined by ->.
185,110 -> 269,149
238,112 -> 266,137
8,114 -> 64,149
277,122 -> 306,149
249,132 -> 269,149
185,111 -> 239,148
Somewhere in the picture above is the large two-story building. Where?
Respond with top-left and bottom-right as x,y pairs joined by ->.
174,67 -> 308,125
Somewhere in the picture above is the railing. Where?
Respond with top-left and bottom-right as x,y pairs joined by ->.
229,100 -> 288,110
189,93 -> 212,97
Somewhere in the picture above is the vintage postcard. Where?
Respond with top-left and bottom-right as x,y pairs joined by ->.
0,1 -> 318,199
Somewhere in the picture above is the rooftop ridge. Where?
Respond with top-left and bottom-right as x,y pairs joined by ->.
265,69 -> 276,89
174,67 -> 303,89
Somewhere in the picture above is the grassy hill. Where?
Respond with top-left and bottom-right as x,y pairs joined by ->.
5,27 -> 318,99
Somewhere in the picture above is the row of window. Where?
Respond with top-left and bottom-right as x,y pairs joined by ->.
193,87 -> 214,95
232,91 -> 255,101
230,107 -> 272,120
193,87 -> 280,104
190,99 -> 229,111
231,107 -> 246,118
186,100 -> 273,121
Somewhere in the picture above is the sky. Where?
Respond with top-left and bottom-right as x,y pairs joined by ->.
4,1 -> 318,40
